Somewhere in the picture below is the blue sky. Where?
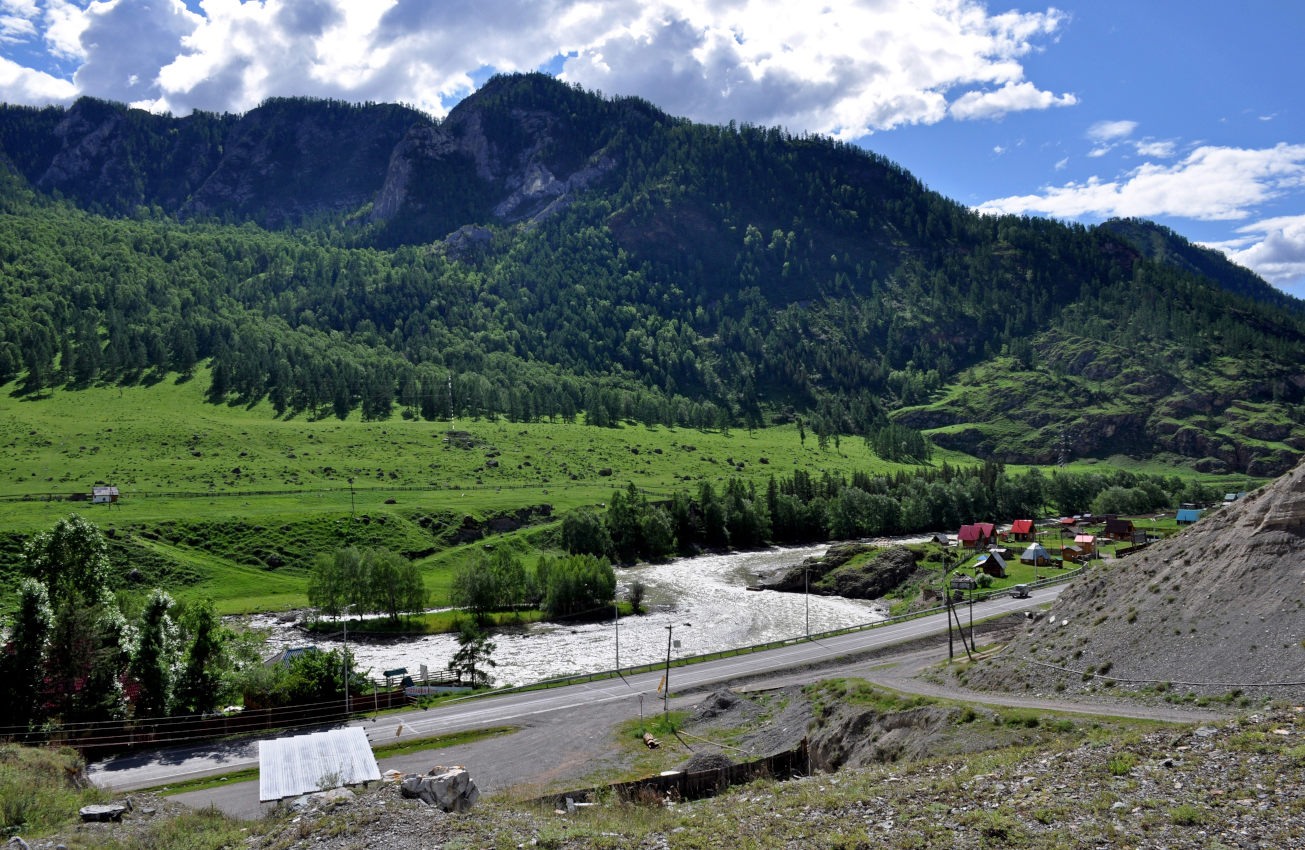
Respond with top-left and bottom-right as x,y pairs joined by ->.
2,0 -> 1303,296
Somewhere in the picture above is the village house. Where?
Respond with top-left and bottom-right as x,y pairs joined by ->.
92,485 -> 119,504
1102,517 -> 1134,541
975,551 -> 1008,578
1175,508 -> 1202,525
1020,541 -> 1053,566
1009,519 -> 1035,541
957,522 -> 996,548
1062,544 -> 1086,563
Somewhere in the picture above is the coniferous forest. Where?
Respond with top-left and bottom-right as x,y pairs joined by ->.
1,72 -> 1303,474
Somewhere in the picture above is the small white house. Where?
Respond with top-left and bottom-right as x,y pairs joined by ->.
91,486 -> 119,504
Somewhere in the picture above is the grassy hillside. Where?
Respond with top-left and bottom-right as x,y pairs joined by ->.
3,372 -> 1001,613
897,332 -> 1305,476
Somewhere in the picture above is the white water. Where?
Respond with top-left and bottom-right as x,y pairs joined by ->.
244,542 -> 905,687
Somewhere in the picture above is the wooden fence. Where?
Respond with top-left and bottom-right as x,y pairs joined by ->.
539,740 -> 809,808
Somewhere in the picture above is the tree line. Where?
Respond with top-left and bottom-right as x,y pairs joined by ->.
561,464 -> 1220,563
0,515 -> 245,728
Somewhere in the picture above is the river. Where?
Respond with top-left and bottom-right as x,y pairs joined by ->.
243,542 -> 902,687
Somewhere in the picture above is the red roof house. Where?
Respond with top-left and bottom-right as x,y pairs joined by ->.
958,523 -> 996,548
1010,519 -> 1035,541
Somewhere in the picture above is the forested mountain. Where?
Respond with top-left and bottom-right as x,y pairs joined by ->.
1,72 -> 1303,475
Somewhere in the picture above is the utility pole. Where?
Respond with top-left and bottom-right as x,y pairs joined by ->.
969,584 -> 975,648
942,552 -> 954,660
663,624 -> 673,718
447,372 -> 456,433
342,608 -> 351,716
804,566 -> 810,638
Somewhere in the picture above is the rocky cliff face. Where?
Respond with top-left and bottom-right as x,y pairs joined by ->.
10,85 -> 621,238
370,99 -> 619,235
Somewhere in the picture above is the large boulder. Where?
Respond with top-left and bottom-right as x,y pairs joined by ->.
400,767 -> 480,812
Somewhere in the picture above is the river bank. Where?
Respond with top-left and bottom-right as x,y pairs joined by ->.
240,543 -> 896,686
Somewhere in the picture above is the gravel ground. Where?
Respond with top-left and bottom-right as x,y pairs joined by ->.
30,701 -> 1298,849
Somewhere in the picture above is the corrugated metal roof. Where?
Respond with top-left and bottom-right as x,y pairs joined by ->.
259,726 -> 380,802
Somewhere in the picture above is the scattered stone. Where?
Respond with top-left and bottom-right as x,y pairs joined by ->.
400,767 -> 480,812
693,690 -> 740,720
79,803 -> 127,822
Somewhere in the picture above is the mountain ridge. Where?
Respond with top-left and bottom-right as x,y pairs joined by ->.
0,73 -> 1303,475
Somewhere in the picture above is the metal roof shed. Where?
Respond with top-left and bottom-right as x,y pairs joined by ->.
259,726 -> 380,802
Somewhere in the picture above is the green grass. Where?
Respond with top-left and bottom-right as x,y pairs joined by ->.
0,372 -> 1260,616
0,745 -> 111,838
0,374 -> 986,613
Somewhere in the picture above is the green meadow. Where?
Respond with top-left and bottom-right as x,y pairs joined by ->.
1,372 -> 988,614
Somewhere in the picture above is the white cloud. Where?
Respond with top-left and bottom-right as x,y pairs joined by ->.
0,0 -> 1076,135
1054,156 -> 1068,170
1217,214 -> 1305,290
73,0 -> 202,104
1087,145 -> 1110,158
0,53 -> 76,102
0,0 -> 37,42
977,142 -> 1305,222
1134,139 -> 1175,158
1087,119 -> 1137,141
43,0 -> 90,60
949,80 -> 1076,121
0,13 -> 37,41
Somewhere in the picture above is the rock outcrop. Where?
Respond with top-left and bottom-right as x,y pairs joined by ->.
400,767 -> 480,812
762,544 -> 917,600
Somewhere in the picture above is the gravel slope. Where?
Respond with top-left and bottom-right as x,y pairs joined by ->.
968,461 -> 1305,703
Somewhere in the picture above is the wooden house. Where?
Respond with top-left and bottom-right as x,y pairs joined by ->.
1073,533 -> 1097,556
975,552 -> 1008,578
1175,508 -> 1202,525
1009,519 -> 1035,541
1061,545 -> 1086,563
958,522 -> 996,548
1102,517 -> 1133,541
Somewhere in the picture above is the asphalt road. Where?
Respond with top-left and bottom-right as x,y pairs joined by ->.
89,585 -> 1066,816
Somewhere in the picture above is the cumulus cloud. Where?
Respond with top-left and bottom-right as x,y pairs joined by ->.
0,53 -> 76,102
1,0 -> 38,42
556,0 -> 1075,137
43,0 -> 90,60
1219,214 -> 1305,290
0,0 -> 1075,134
73,0 -> 201,104
977,142 -> 1305,222
950,80 -> 1076,121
